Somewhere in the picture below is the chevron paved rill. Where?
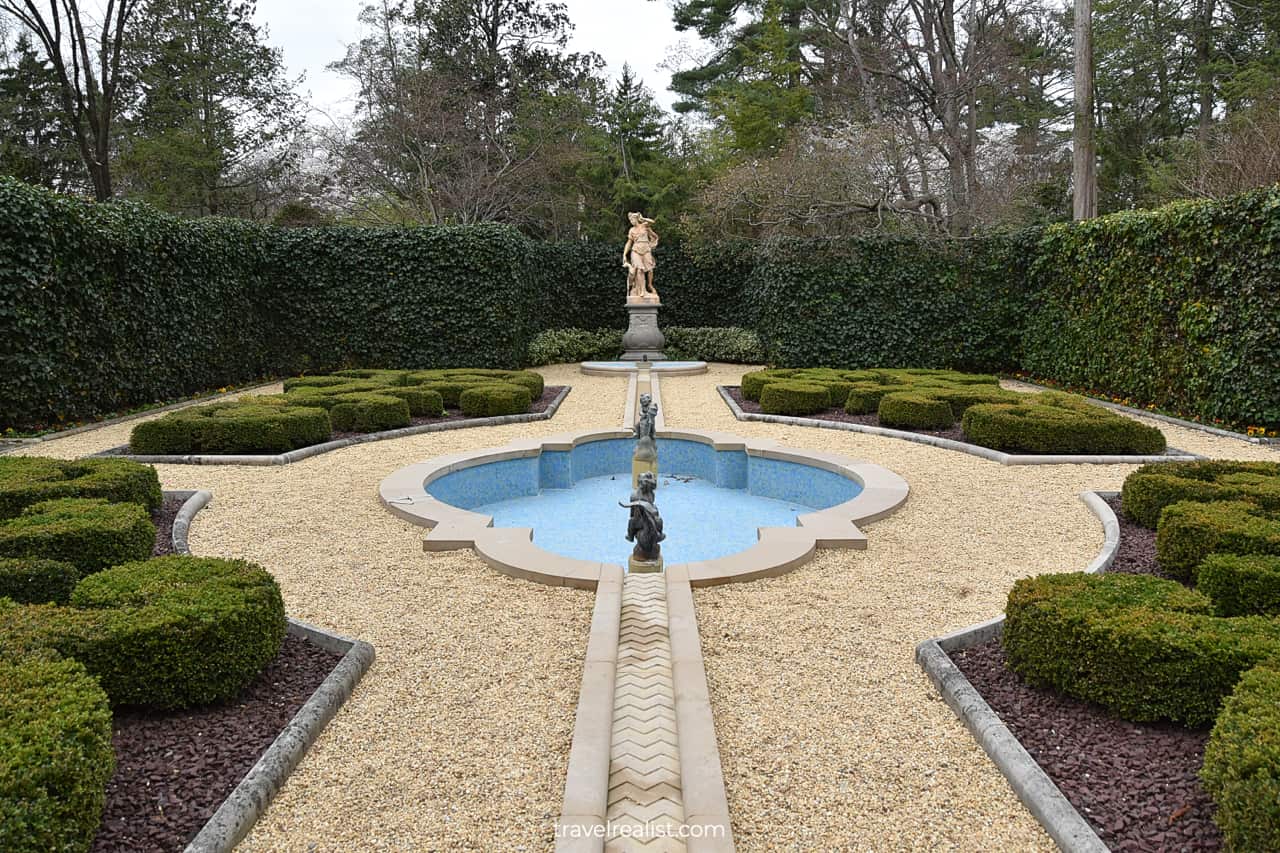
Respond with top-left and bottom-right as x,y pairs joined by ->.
605,573 -> 687,852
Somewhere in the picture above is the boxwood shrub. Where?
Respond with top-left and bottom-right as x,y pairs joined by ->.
327,393 -> 412,433
0,558 -> 80,605
1202,665 -> 1280,851
1197,553 -> 1280,618
961,392 -> 1167,454
130,397 -> 332,454
1,556 -> 286,710
0,457 -> 161,520
1155,500 -> 1280,583
527,328 -> 624,365
458,383 -> 534,417
0,498 -> 154,575
759,382 -> 831,416
0,653 -> 113,853
662,327 -> 765,364
878,393 -> 955,429
1003,571 -> 1280,726
1120,460 -> 1280,529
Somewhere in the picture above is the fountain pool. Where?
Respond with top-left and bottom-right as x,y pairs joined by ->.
425,437 -> 862,566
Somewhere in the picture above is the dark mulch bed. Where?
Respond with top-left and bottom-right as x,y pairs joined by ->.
87,494 -> 344,851
331,384 -> 565,440
725,386 -> 967,443
949,493 -> 1222,851
1104,494 -> 1166,578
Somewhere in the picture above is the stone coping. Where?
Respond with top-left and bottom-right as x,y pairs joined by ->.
92,386 -> 571,466
1012,379 -> 1280,445
913,490 -> 1120,853
379,428 -> 909,588
581,361 -> 709,376
165,490 -> 376,853
718,386 -> 1201,466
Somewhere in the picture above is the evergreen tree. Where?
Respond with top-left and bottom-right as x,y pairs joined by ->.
0,34 -> 81,189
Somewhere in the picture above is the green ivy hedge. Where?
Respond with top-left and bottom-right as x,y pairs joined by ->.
5,176 -> 1279,432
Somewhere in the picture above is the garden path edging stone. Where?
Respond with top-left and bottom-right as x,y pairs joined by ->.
718,386 -> 1200,466
914,490 -> 1120,853
162,490 -> 376,853
94,386 -> 572,466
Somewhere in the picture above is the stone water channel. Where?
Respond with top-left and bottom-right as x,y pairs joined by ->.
379,365 -> 910,852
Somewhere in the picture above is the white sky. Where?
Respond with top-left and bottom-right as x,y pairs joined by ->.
252,0 -> 694,122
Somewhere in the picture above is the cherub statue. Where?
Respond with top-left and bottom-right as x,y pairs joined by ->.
622,212 -> 659,301
620,471 -> 664,561
633,392 -> 658,462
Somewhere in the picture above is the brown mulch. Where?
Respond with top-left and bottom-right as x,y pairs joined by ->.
949,492 -> 1222,851
86,496 -> 344,852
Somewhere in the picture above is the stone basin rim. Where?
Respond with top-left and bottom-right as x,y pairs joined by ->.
379,428 -> 910,588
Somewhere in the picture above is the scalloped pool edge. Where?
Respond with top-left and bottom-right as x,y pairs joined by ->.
913,490 -> 1120,853
379,428 -> 910,588
165,490 -> 376,853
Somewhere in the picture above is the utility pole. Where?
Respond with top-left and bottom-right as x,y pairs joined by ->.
1073,0 -> 1097,219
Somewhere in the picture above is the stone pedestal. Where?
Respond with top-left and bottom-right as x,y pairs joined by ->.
621,300 -> 667,361
628,554 -> 664,574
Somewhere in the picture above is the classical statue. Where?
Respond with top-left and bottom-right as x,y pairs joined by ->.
633,393 -> 658,463
622,212 -> 659,301
621,471 -> 664,562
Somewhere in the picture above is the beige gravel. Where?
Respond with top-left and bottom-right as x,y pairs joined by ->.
664,363 -> 1278,851
14,361 -> 1278,850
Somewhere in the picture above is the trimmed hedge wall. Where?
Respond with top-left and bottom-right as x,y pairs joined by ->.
5,176 -> 1279,431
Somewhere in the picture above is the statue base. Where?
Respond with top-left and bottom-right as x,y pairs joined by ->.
632,457 -> 657,488
628,554 -> 664,574
620,300 -> 667,362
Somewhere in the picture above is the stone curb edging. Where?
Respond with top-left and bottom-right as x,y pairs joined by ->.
94,386 -> 572,466
718,386 -> 1201,466
0,381 -> 283,455
1011,380 -> 1280,446
165,490 -> 376,853
580,361 -> 710,376
914,490 -> 1120,853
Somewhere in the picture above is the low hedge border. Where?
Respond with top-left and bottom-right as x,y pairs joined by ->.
961,392 -> 1168,455
97,386 -> 573,467
130,398 -> 333,455
0,558 -> 80,605
1155,500 -> 1280,583
1120,460 -> 1280,529
719,386 -> 1197,467
1202,665 -> 1280,851
0,498 -> 155,575
0,457 -> 162,520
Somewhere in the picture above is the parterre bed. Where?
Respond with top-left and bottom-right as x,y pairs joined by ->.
725,386 -> 966,442
330,385 -> 564,441
950,496 -> 1222,851
89,497 -> 342,852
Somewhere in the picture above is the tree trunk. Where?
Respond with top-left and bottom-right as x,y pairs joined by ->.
1073,0 -> 1097,219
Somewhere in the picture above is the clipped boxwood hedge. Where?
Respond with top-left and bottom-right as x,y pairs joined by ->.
1202,665 -> 1280,851
0,457 -> 161,520
1197,553 -> 1280,618
0,653 -> 113,853
130,397 -> 331,454
1003,571 -> 1280,726
759,382 -> 831,416
1155,500 -> 1280,583
1120,460 -> 1280,529
0,498 -> 154,575
0,558 -> 80,605
458,383 -> 534,417
877,393 -> 955,430
1,556 -> 287,710
328,393 -> 411,433
961,392 -> 1167,455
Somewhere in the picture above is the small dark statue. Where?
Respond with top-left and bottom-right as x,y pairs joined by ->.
620,470 -> 664,561
633,393 -> 658,463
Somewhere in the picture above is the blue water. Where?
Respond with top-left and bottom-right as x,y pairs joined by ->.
473,472 -> 812,565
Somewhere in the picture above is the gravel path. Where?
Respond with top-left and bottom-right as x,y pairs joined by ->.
14,362 -> 1278,850
664,364 -> 1278,851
